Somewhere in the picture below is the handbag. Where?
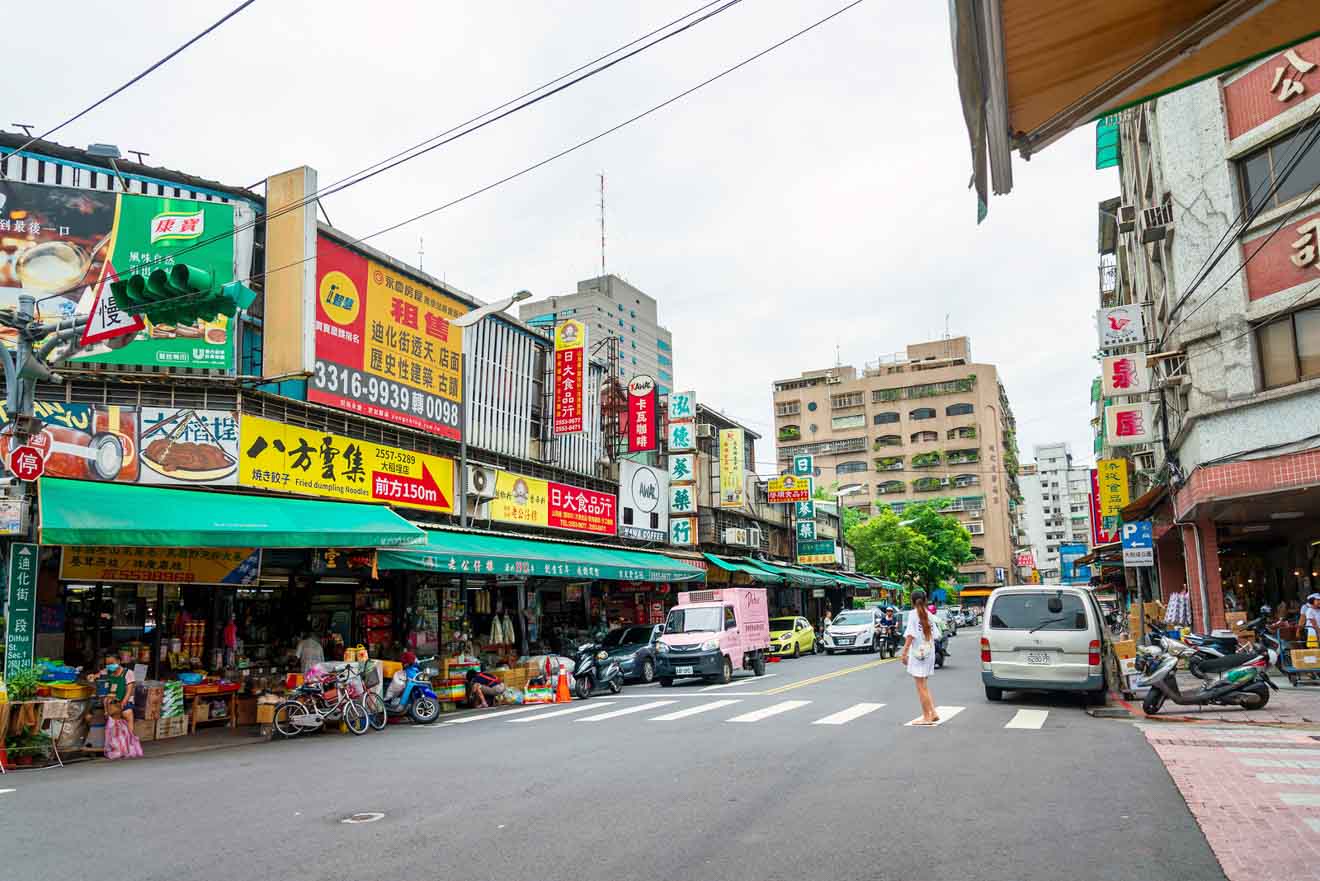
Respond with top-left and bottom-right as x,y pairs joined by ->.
913,639 -> 933,661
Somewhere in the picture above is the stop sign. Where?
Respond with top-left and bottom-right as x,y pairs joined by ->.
9,445 -> 46,481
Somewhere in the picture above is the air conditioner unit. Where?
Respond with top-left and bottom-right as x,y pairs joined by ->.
466,465 -> 497,499
747,525 -> 763,547
696,424 -> 715,439
1141,203 -> 1174,243
1117,204 -> 1136,232
722,527 -> 749,546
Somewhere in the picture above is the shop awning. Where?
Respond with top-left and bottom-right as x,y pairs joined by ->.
744,559 -> 834,587
959,588 -> 994,599
949,0 -> 1318,215
1074,540 -> 1124,567
376,529 -> 706,583
803,566 -> 868,588
37,478 -> 426,548
702,554 -> 783,584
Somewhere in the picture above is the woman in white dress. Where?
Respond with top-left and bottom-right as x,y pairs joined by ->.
901,589 -> 939,725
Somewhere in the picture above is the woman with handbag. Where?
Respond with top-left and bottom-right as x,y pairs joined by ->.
901,589 -> 939,726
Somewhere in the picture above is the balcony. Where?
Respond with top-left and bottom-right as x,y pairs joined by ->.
946,425 -> 977,441
877,480 -> 906,495
966,521 -> 985,535
831,393 -> 864,409
912,477 -> 944,493
946,448 -> 980,465
874,435 -> 903,449
775,401 -> 801,417
911,451 -> 942,469
777,425 -> 801,442
874,456 -> 904,471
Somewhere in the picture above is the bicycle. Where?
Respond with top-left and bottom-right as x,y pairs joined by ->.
272,667 -> 370,737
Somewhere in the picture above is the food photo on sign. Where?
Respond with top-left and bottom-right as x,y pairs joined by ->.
139,408 -> 239,485
0,401 -> 139,482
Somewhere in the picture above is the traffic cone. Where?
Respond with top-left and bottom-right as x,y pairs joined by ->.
556,664 -> 573,703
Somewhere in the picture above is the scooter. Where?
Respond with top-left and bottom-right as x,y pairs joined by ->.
877,623 -> 897,659
934,629 -> 949,669
1137,638 -> 1277,715
384,655 -> 441,723
572,643 -> 624,698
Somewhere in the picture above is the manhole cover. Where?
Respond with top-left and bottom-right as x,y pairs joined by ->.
341,812 -> 385,824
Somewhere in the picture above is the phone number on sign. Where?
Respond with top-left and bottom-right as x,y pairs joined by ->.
313,363 -> 460,429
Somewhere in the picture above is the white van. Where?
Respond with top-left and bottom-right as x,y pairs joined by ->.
980,585 -> 1108,704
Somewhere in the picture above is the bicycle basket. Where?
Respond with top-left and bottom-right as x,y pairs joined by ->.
362,665 -> 381,689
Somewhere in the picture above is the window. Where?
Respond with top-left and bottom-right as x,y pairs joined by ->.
658,369 -> 672,381
1238,118 -> 1320,215
631,341 -> 636,349
945,402 -> 974,416
836,460 -> 868,475
874,434 -> 903,448
953,473 -> 979,487
874,411 -> 900,425
631,357 -> 637,365
657,339 -> 671,351
807,402 -> 818,412
877,480 -> 905,495
658,354 -> 672,366
832,414 -> 866,430
910,430 -> 938,443
990,593 -> 1087,630
776,401 -> 800,416
909,407 -> 936,420
630,310 -> 636,318
618,319 -> 624,328
947,448 -> 980,464
778,424 -> 801,442
831,392 -> 864,409
947,426 -> 977,440
1258,303 -> 1320,388
618,304 -> 624,311
631,325 -> 636,333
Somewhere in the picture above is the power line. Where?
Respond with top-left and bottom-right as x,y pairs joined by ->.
1,0 -> 259,173
242,0 -> 870,288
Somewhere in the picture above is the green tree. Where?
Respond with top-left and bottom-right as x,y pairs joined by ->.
813,481 -> 866,533
847,498 -> 972,592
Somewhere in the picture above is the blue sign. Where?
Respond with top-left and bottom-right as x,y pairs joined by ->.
1059,542 -> 1091,585
1121,520 -> 1154,566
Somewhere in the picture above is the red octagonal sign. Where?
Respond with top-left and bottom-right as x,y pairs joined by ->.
8,445 -> 46,482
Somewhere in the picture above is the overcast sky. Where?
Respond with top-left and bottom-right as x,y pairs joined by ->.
10,0 -> 1115,473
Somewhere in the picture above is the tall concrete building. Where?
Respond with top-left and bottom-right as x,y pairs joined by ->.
519,274 -> 675,396
771,337 -> 1021,589
1016,443 -> 1094,581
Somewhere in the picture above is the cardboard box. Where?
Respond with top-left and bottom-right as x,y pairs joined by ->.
234,697 -> 257,726
192,700 -> 210,723
1119,657 -> 1139,676
133,717 -> 156,742
1292,651 -> 1320,671
256,704 -> 276,725
1112,640 -> 1137,660
1226,611 -> 1248,630
155,716 -> 187,739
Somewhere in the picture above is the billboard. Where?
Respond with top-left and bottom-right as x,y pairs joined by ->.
797,538 -> 836,565
1121,520 -> 1155,567
626,375 -> 658,452
1096,304 -> 1146,349
1089,470 -> 1120,545
1105,402 -> 1155,446
61,546 -> 261,586
308,235 -> 466,439
553,319 -> 587,434
1059,542 -> 1091,585
1100,353 -> 1150,396
488,468 -> 616,535
719,428 -> 745,507
768,474 -> 812,504
619,460 -> 667,543
0,180 -> 246,370
1096,458 -> 1130,518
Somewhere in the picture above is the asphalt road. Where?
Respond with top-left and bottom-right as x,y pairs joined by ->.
4,633 -> 1225,881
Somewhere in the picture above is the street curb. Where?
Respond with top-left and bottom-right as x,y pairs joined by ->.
1107,691 -> 1320,729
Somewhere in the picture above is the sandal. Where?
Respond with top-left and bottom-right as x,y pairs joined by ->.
912,720 -> 938,726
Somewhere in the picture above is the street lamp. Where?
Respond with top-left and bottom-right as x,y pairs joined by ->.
450,290 -> 532,527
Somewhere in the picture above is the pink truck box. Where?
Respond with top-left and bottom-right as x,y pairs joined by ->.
655,587 -> 771,685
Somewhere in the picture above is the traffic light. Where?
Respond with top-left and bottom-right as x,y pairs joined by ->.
110,263 -> 255,326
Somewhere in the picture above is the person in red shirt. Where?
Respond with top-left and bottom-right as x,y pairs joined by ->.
466,669 -> 506,708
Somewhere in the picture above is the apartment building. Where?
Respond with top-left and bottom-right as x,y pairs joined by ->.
520,274 -> 675,396
1016,443 -> 1093,580
771,337 -> 1021,588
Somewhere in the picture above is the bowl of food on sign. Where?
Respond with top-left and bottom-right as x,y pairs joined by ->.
141,409 -> 238,482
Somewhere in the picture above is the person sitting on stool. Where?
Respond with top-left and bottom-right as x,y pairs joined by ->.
466,669 -> 506,708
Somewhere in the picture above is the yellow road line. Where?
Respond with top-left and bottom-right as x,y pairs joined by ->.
764,657 -> 897,694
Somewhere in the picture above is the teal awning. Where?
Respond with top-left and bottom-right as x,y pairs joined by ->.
744,559 -> 833,587
703,553 -> 783,584
377,529 -> 706,583
37,478 -> 425,548
803,567 -> 867,588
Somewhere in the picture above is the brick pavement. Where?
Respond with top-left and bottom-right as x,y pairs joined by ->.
1122,682 -> 1320,726
1144,724 -> 1320,881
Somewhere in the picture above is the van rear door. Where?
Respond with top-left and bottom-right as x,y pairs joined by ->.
986,590 -> 1094,683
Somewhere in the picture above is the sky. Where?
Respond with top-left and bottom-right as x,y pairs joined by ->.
8,0 -> 1116,473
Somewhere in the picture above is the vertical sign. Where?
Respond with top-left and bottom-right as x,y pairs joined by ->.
553,319 -> 587,434
1090,470 -> 1120,545
667,390 -> 698,545
626,375 -> 658,452
1121,520 -> 1155,567
1096,458 -> 1130,518
792,454 -> 814,477
5,543 -> 38,678
1104,403 -> 1155,446
719,428 -> 745,508
1100,354 -> 1150,396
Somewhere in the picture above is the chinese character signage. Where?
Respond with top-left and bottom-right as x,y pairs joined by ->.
626,375 -> 658,452
553,319 -> 587,434
667,421 -> 695,452
767,474 -> 812,504
0,181 -> 244,370
1121,520 -> 1155,567
139,407 -> 239,485
667,453 -> 695,484
239,415 -> 454,513
795,499 -> 815,521
1268,47 -> 1315,102
1090,469 -> 1120,545
1104,402 -> 1155,446
669,484 -> 697,515
1244,208 -> 1320,301
797,538 -> 835,565
719,428 -> 745,508
619,460 -> 667,543
1096,305 -> 1145,349
309,235 -> 466,440
792,454 -> 814,477
488,468 -> 616,535
1225,39 -> 1320,140
667,390 -> 696,422
60,546 -> 261,586
1100,354 -> 1150,396
1014,550 -> 1036,569
1096,458 -> 1130,518
796,520 -> 817,541
4,543 -> 38,678
669,516 -> 696,546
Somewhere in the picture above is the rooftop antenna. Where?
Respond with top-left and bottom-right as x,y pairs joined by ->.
127,149 -> 150,164
11,123 -> 34,137
835,342 -> 842,368
418,234 -> 425,271
944,313 -> 951,339
598,171 -> 606,279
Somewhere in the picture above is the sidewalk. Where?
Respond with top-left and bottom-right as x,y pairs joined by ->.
1144,723 -> 1320,881
1120,680 -> 1320,726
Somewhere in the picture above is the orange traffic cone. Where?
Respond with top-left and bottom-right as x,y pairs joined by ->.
556,664 -> 573,703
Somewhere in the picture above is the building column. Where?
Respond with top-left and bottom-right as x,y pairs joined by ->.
1153,528 -> 1185,603
1180,519 -> 1225,631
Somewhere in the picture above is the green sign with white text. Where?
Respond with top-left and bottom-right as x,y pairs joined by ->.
4,543 -> 38,678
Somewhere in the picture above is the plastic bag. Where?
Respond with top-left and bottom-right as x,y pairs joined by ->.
103,716 -> 142,760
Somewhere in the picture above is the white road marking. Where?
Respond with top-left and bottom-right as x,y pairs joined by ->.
1256,773 -> 1320,785
1240,757 -> 1320,769
1004,709 -> 1049,730
0,788 -> 14,795
726,700 -> 811,723
650,699 -> 742,721
812,702 -> 886,726
1280,793 -> 1320,807
611,691 -> 766,698
1228,747 -> 1320,756
905,706 -> 965,727
701,675 -> 777,692
577,700 -> 677,722
508,702 -> 615,723
435,705 -> 555,726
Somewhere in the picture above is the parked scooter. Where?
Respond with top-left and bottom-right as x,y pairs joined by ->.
572,643 -> 624,698
1136,637 -> 1277,715
384,655 -> 442,723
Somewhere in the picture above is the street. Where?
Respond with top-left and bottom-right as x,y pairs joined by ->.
3,634 -> 1225,881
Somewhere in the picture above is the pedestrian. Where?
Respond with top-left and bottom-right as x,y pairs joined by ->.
1301,594 -> 1320,648
295,630 -> 324,674
901,589 -> 939,725
466,669 -> 507,708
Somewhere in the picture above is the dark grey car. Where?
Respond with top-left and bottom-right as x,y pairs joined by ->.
602,624 -> 664,684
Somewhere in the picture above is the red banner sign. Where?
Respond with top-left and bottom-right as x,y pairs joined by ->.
553,320 -> 587,434
626,375 -> 658,452
1090,470 -> 1120,546
548,481 -> 616,534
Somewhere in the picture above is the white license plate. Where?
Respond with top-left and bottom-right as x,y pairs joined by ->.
1026,652 -> 1051,665
675,665 -> 694,676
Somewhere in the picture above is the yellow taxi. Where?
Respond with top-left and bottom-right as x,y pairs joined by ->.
769,616 -> 816,658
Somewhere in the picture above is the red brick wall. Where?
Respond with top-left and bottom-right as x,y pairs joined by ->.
1224,36 -> 1320,140
1174,447 -> 1320,519
1243,207 -> 1320,301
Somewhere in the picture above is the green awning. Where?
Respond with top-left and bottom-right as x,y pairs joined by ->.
745,559 -> 833,587
38,478 -> 425,548
804,567 -> 867,588
703,553 -> 783,585
378,529 -> 706,583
